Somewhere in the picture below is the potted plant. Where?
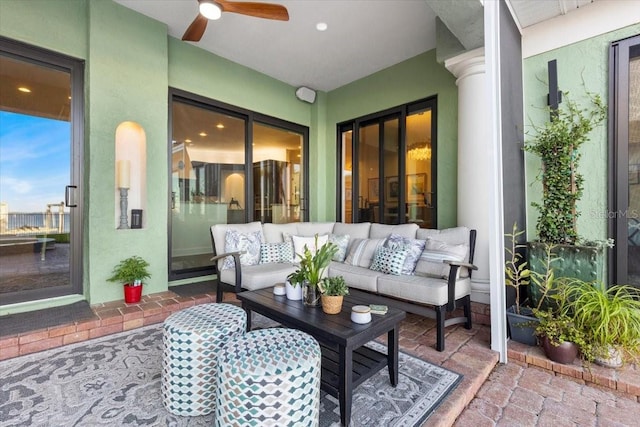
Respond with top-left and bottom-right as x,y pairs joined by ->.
285,268 -> 305,300
532,309 -> 590,365
319,275 -> 349,314
504,223 -> 557,345
107,255 -> 151,303
297,235 -> 338,307
565,280 -> 640,367
524,91 -> 608,307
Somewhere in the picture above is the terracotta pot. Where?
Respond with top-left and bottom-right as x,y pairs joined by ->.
541,335 -> 578,364
123,284 -> 143,303
321,295 -> 343,314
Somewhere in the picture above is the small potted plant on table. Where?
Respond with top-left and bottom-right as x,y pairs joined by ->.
297,235 -> 338,307
107,255 -> 151,303
319,275 -> 349,314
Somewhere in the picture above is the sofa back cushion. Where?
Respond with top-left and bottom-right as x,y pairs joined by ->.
415,226 -> 471,260
414,238 -> 469,279
262,223 -> 299,243
369,223 -> 418,239
295,222 -> 336,236
332,222 -> 371,239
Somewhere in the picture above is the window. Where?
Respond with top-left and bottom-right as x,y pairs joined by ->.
169,90 -> 308,280
338,98 -> 436,228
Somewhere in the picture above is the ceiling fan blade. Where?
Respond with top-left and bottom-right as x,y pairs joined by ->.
218,1 -> 289,21
182,15 -> 209,41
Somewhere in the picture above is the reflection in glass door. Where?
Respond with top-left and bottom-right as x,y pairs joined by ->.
0,41 -> 83,304
610,35 -> 640,287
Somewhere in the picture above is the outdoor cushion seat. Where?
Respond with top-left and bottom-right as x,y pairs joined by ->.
161,303 -> 246,416
216,328 -> 321,427
219,262 -> 297,290
328,262 -> 382,293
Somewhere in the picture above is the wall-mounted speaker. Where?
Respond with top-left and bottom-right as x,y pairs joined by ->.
295,86 -> 316,104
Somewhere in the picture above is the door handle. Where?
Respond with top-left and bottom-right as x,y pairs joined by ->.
65,185 -> 77,207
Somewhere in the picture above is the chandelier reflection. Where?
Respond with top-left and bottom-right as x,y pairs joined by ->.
407,140 -> 431,161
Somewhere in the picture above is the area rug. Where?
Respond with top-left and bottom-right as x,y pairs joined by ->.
0,324 -> 461,427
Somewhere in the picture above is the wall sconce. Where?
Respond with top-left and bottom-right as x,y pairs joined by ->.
115,121 -> 146,229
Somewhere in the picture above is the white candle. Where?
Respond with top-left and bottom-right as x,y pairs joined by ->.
117,160 -> 130,188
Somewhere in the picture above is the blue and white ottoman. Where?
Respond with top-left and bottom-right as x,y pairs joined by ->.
161,303 -> 246,416
215,328 -> 321,427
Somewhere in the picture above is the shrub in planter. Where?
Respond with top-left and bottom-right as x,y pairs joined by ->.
319,275 -> 349,315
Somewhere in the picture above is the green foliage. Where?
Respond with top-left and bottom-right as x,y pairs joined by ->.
319,275 -> 349,296
524,93 -> 606,245
564,281 -> 640,362
296,235 -> 339,288
107,256 -> 151,285
286,269 -> 306,287
533,309 -> 592,360
504,223 -> 530,314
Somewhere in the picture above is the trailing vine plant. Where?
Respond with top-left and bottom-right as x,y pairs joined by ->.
524,92 -> 606,245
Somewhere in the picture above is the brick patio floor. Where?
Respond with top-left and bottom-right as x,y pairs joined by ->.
1,289 -> 638,426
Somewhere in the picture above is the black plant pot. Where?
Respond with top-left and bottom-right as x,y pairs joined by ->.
541,336 -> 578,364
506,306 -> 538,346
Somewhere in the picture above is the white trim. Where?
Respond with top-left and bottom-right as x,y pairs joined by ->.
484,0 -> 508,364
522,0 -> 640,58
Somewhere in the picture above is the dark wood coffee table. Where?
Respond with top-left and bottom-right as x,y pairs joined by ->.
237,287 -> 406,426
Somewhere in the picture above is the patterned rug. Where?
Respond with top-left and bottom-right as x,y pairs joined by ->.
0,324 -> 461,427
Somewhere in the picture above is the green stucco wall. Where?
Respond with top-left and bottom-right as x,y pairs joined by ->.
524,24 -> 640,243
326,51 -> 459,228
0,0 -> 460,312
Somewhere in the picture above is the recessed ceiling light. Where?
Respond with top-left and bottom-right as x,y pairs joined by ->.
199,132 -> 207,137
185,139 -> 192,143
216,123 -> 225,129
316,22 -> 328,31
18,87 -> 31,93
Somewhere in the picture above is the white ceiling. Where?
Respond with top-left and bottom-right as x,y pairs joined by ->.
114,0 -> 596,92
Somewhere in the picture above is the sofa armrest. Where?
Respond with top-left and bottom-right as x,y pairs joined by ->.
444,260 -> 477,311
211,251 -> 245,293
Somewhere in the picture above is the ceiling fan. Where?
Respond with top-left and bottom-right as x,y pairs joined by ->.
182,0 -> 289,42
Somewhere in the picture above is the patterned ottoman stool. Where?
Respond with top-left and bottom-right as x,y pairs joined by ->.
161,303 -> 246,416
215,328 -> 321,427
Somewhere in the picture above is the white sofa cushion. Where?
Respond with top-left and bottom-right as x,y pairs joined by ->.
344,238 -> 386,268
328,262 -> 381,293
220,263 -> 297,291
332,222 -> 371,240
416,226 -> 470,261
377,274 -> 472,307
295,222 -> 335,236
369,223 -> 418,239
414,238 -> 468,279
291,234 -> 329,259
262,223 -> 299,243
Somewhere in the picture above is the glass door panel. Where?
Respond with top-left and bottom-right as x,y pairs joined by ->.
358,123 -> 379,223
382,118 -> 400,225
406,108 -> 435,228
627,52 -> 640,286
170,100 -> 246,277
253,122 -> 303,224
340,128 -> 353,223
0,49 -> 81,304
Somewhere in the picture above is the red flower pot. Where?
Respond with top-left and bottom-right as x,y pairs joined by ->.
123,284 -> 143,303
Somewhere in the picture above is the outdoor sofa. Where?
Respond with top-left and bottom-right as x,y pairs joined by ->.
210,221 -> 477,351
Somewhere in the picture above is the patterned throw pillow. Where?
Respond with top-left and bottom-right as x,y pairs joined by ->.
329,234 -> 350,262
344,238 -> 386,268
414,238 -> 468,279
384,234 -> 426,275
259,242 -> 294,264
370,246 -> 409,276
222,229 -> 263,270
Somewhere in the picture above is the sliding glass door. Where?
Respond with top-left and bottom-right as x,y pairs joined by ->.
609,35 -> 640,287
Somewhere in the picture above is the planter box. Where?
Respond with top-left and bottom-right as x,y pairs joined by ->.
506,306 -> 538,346
528,242 -> 605,309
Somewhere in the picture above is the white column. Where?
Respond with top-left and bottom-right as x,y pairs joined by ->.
445,48 -> 491,304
